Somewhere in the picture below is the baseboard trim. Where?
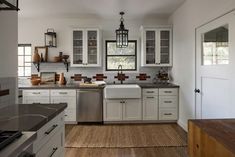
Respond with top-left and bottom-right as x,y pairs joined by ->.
177,120 -> 188,132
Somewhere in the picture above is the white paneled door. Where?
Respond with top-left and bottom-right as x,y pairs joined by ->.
196,10 -> 235,119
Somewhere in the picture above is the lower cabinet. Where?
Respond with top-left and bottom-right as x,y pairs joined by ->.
23,90 -> 50,104
104,99 -> 142,122
143,95 -> 159,120
51,90 -> 77,123
104,100 -> 122,121
33,111 -> 65,157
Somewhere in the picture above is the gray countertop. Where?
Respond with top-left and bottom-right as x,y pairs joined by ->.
19,83 -> 179,89
0,132 -> 36,157
0,103 -> 67,131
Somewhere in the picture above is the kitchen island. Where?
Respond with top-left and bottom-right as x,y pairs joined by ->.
0,103 -> 67,157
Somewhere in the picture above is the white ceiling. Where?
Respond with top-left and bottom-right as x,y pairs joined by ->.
18,0 -> 185,19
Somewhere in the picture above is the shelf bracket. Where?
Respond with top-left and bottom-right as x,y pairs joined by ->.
64,62 -> 69,72
33,62 -> 40,72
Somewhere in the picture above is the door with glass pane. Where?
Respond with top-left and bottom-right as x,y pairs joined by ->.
72,30 -> 84,65
196,11 -> 235,119
87,30 -> 98,65
159,29 -> 171,65
145,30 -> 157,65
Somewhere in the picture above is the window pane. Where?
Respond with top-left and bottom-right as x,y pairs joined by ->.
107,56 -> 135,70
25,56 -> 31,63
18,56 -> 24,66
25,47 -> 31,55
18,67 -> 24,77
202,25 -> 229,65
107,42 -> 135,55
25,67 -> 31,76
18,47 -> 24,55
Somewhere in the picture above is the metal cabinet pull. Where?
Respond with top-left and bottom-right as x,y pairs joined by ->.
59,92 -> 68,95
164,113 -> 173,116
147,97 -> 154,99
146,91 -> 154,93
49,147 -> 58,157
164,101 -> 172,103
32,92 -> 40,95
45,124 -> 58,135
164,91 -> 172,93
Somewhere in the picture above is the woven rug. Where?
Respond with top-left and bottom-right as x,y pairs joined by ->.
65,124 -> 187,148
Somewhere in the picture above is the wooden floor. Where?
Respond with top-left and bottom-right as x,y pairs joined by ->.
65,124 -> 188,157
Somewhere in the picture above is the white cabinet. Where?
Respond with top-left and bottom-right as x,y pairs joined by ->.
34,111 -> 65,157
159,88 -> 178,121
50,90 -> 77,124
104,100 -> 122,121
23,90 -> 50,104
123,99 -> 142,121
142,89 -> 159,120
141,26 -> 172,67
71,28 -> 101,67
104,99 -> 142,122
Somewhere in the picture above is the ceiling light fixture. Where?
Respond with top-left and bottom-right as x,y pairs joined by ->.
0,0 -> 19,11
116,12 -> 129,48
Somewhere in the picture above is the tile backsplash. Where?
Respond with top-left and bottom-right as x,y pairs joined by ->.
0,77 -> 17,108
19,63 -> 170,85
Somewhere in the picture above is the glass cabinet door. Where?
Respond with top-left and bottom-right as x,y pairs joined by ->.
73,31 -> 83,64
160,30 -> 170,64
87,30 -> 98,64
145,31 -> 156,64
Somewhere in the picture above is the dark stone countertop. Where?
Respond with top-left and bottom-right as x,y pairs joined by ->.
19,84 -> 105,89
137,83 -> 179,88
0,103 -> 67,131
19,83 -> 179,89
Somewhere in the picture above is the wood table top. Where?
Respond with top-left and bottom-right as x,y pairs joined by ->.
189,119 -> 235,154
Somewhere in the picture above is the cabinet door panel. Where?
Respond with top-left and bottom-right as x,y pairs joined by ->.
73,30 -> 84,65
145,30 -> 156,65
87,30 -> 98,65
123,99 -> 142,121
143,96 -> 158,120
104,100 -> 122,121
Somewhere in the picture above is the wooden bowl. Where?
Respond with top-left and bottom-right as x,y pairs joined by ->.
54,56 -> 62,62
31,79 -> 41,86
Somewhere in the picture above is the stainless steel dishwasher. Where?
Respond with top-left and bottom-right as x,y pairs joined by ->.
77,89 -> 103,123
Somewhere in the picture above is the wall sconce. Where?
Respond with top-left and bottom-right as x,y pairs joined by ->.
45,28 -> 57,47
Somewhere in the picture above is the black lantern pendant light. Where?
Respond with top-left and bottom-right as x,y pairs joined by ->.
0,0 -> 19,11
45,28 -> 57,47
116,12 -> 129,48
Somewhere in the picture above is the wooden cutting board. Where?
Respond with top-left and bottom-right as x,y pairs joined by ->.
79,83 -> 99,87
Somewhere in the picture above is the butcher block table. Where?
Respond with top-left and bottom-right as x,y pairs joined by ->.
188,119 -> 235,157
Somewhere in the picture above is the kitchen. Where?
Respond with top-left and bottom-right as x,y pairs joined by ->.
0,0 -> 235,157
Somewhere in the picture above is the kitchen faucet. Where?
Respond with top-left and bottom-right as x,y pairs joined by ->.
117,64 -> 123,84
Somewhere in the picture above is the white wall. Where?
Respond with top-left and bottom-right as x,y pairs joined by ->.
0,11 -> 18,78
18,16 -> 169,84
169,0 -> 235,130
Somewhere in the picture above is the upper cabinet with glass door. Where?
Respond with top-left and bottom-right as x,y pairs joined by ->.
141,26 -> 172,67
71,28 -> 101,67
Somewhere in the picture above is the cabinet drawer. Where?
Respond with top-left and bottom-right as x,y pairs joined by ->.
50,90 -> 76,97
159,108 -> 178,120
159,96 -> 178,108
159,88 -> 178,96
65,109 -> 76,122
143,89 -> 159,96
33,112 -> 64,153
23,90 -> 50,97
36,128 -> 63,157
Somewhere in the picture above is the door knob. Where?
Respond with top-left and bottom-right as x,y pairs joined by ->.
194,89 -> 200,93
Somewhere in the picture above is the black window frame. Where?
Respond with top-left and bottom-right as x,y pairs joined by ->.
18,44 -> 32,77
105,40 -> 137,71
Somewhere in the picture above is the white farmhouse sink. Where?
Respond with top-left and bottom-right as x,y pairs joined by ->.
104,84 -> 141,99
